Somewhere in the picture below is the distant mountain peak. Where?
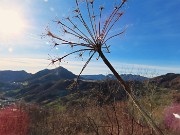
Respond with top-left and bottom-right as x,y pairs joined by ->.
28,66 -> 76,83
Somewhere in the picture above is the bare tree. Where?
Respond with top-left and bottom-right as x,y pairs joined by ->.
45,0 -> 163,134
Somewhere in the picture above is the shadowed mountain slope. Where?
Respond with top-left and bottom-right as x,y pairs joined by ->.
153,73 -> 180,90
0,70 -> 31,83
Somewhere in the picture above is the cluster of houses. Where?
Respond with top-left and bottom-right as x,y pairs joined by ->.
0,96 -> 16,108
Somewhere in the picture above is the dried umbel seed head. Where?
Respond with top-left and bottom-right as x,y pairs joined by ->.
47,31 -> 53,37
63,29 -> 68,33
114,6 -> 118,9
100,33 -> 104,38
90,0 -> 94,4
74,8 -> 80,13
117,12 -> 124,17
97,36 -> 102,45
46,1 -> 164,134
66,17 -> 70,20
100,6 -> 104,11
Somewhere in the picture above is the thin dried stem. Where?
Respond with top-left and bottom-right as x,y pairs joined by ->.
76,51 -> 96,81
62,27 -> 89,43
98,49 -> 164,135
55,20 -> 87,42
103,12 -> 124,41
61,42 -> 93,48
104,43 -> 110,53
67,18 -> 93,44
50,49 -> 93,64
91,2 -> 98,40
86,0 -> 96,39
103,27 -> 126,44
75,0 -> 96,42
102,1 -> 125,37
99,6 -> 103,37
47,31 -> 92,48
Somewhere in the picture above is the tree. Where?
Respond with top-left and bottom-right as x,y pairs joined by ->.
45,0 -> 163,134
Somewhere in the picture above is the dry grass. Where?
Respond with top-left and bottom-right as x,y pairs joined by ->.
1,83 -> 179,135
21,100 -> 152,135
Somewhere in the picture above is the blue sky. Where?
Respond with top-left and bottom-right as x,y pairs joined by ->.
0,0 -> 180,76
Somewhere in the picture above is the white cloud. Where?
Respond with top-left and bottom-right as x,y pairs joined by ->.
0,57 -> 179,76
0,58 -> 49,73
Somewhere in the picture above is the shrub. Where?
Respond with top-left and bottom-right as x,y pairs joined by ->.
164,103 -> 180,133
0,105 -> 29,135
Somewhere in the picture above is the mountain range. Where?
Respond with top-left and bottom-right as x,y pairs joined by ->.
0,67 -> 148,83
1,67 -> 179,91
0,67 -> 179,90
0,67 -> 179,106
81,74 -> 148,81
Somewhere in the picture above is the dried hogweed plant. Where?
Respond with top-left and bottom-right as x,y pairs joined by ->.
45,0 -> 163,134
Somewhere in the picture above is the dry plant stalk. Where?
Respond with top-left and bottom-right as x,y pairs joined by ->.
45,0 -> 163,134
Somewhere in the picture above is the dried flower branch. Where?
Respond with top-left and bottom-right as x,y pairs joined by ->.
46,0 -> 164,134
